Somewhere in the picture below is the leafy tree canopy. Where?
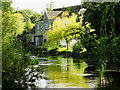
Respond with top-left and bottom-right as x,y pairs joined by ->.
43,11 -> 89,49
2,1 -> 31,88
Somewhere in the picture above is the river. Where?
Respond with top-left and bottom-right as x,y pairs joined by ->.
16,55 -> 120,89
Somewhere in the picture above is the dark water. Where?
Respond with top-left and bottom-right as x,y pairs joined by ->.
16,56 -> 120,89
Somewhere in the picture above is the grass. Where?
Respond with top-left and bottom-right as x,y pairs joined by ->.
47,46 -> 73,52
57,47 -> 73,52
47,47 -> 53,51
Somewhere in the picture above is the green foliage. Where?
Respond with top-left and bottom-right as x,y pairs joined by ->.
2,13 -> 25,40
61,7 -> 75,16
79,2 -> 120,87
72,41 -> 83,56
1,1 -> 13,13
14,10 -> 30,22
30,13 -> 43,23
29,59 -> 38,65
22,9 -> 34,15
80,2 -> 120,64
44,12 -> 81,49
81,34 -> 99,52
14,9 -> 35,31
57,47 -> 73,52
14,9 -> 43,34
2,1 -> 31,88
24,18 -> 34,31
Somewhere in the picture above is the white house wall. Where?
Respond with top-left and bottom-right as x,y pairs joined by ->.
60,39 -> 76,47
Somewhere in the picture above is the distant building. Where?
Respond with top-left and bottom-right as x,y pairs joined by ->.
29,11 -> 63,46
28,5 -> 81,47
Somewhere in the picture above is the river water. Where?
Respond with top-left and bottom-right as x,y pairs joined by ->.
16,55 -> 120,89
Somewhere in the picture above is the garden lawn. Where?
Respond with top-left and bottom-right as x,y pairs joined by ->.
57,47 -> 73,52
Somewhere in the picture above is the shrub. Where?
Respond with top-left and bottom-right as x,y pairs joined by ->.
29,58 -> 39,65
72,41 -> 83,57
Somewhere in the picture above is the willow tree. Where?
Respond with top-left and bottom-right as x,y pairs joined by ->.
43,11 -> 81,49
80,2 -> 120,87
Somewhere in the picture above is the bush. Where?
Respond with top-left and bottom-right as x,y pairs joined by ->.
29,58 -> 39,65
72,41 -> 83,57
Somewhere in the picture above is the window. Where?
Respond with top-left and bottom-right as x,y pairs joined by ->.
40,25 -> 42,29
37,24 -> 39,30
51,23 -> 53,30
45,24 -> 48,30
32,37 -> 34,42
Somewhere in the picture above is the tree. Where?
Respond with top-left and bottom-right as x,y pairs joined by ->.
78,2 -> 120,86
61,18 -> 79,49
80,2 -> 120,63
14,9 -> 36,46
2,1 -> 30,88
30,12 -> 43,23
43,11 -> 82,49
14,9 -> 35,31
22,9 -> 34,15
46,2 -> 56,11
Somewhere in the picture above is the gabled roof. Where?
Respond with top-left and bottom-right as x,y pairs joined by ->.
46,11 -> 63,19
30,26 -> 35,34
53,5 -> 81,13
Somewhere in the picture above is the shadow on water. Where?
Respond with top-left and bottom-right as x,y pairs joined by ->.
14,55 -> 120,89
103,72 -> 120,90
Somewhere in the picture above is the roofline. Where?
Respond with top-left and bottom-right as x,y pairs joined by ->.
53,5 -> 81,11
45,11 -> 63,20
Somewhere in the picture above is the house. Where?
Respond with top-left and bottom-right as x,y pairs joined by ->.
29,11 -> 63,46
29,5 -> 81,47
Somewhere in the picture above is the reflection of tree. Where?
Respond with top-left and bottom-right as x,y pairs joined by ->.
67,58 -> 70,71
60,57 -> 74,71
46,56 -> 96,88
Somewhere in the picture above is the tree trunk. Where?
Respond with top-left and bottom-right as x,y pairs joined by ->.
66,41 -> 69,50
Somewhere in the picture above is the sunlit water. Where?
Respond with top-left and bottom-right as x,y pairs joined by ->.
45,56 -> 98,88
16,56 -> 101,88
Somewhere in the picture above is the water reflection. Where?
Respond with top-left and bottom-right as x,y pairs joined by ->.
45,57 -> 97,88
15,56 -> 98,88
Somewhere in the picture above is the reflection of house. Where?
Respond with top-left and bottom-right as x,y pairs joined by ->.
29,5 -> 81,46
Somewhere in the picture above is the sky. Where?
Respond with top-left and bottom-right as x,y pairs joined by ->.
11,0 -> 81,14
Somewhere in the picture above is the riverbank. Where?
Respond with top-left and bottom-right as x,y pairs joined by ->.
26,46 -> 120,68
11,55 -> 120,89
27,47 -> 120,83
